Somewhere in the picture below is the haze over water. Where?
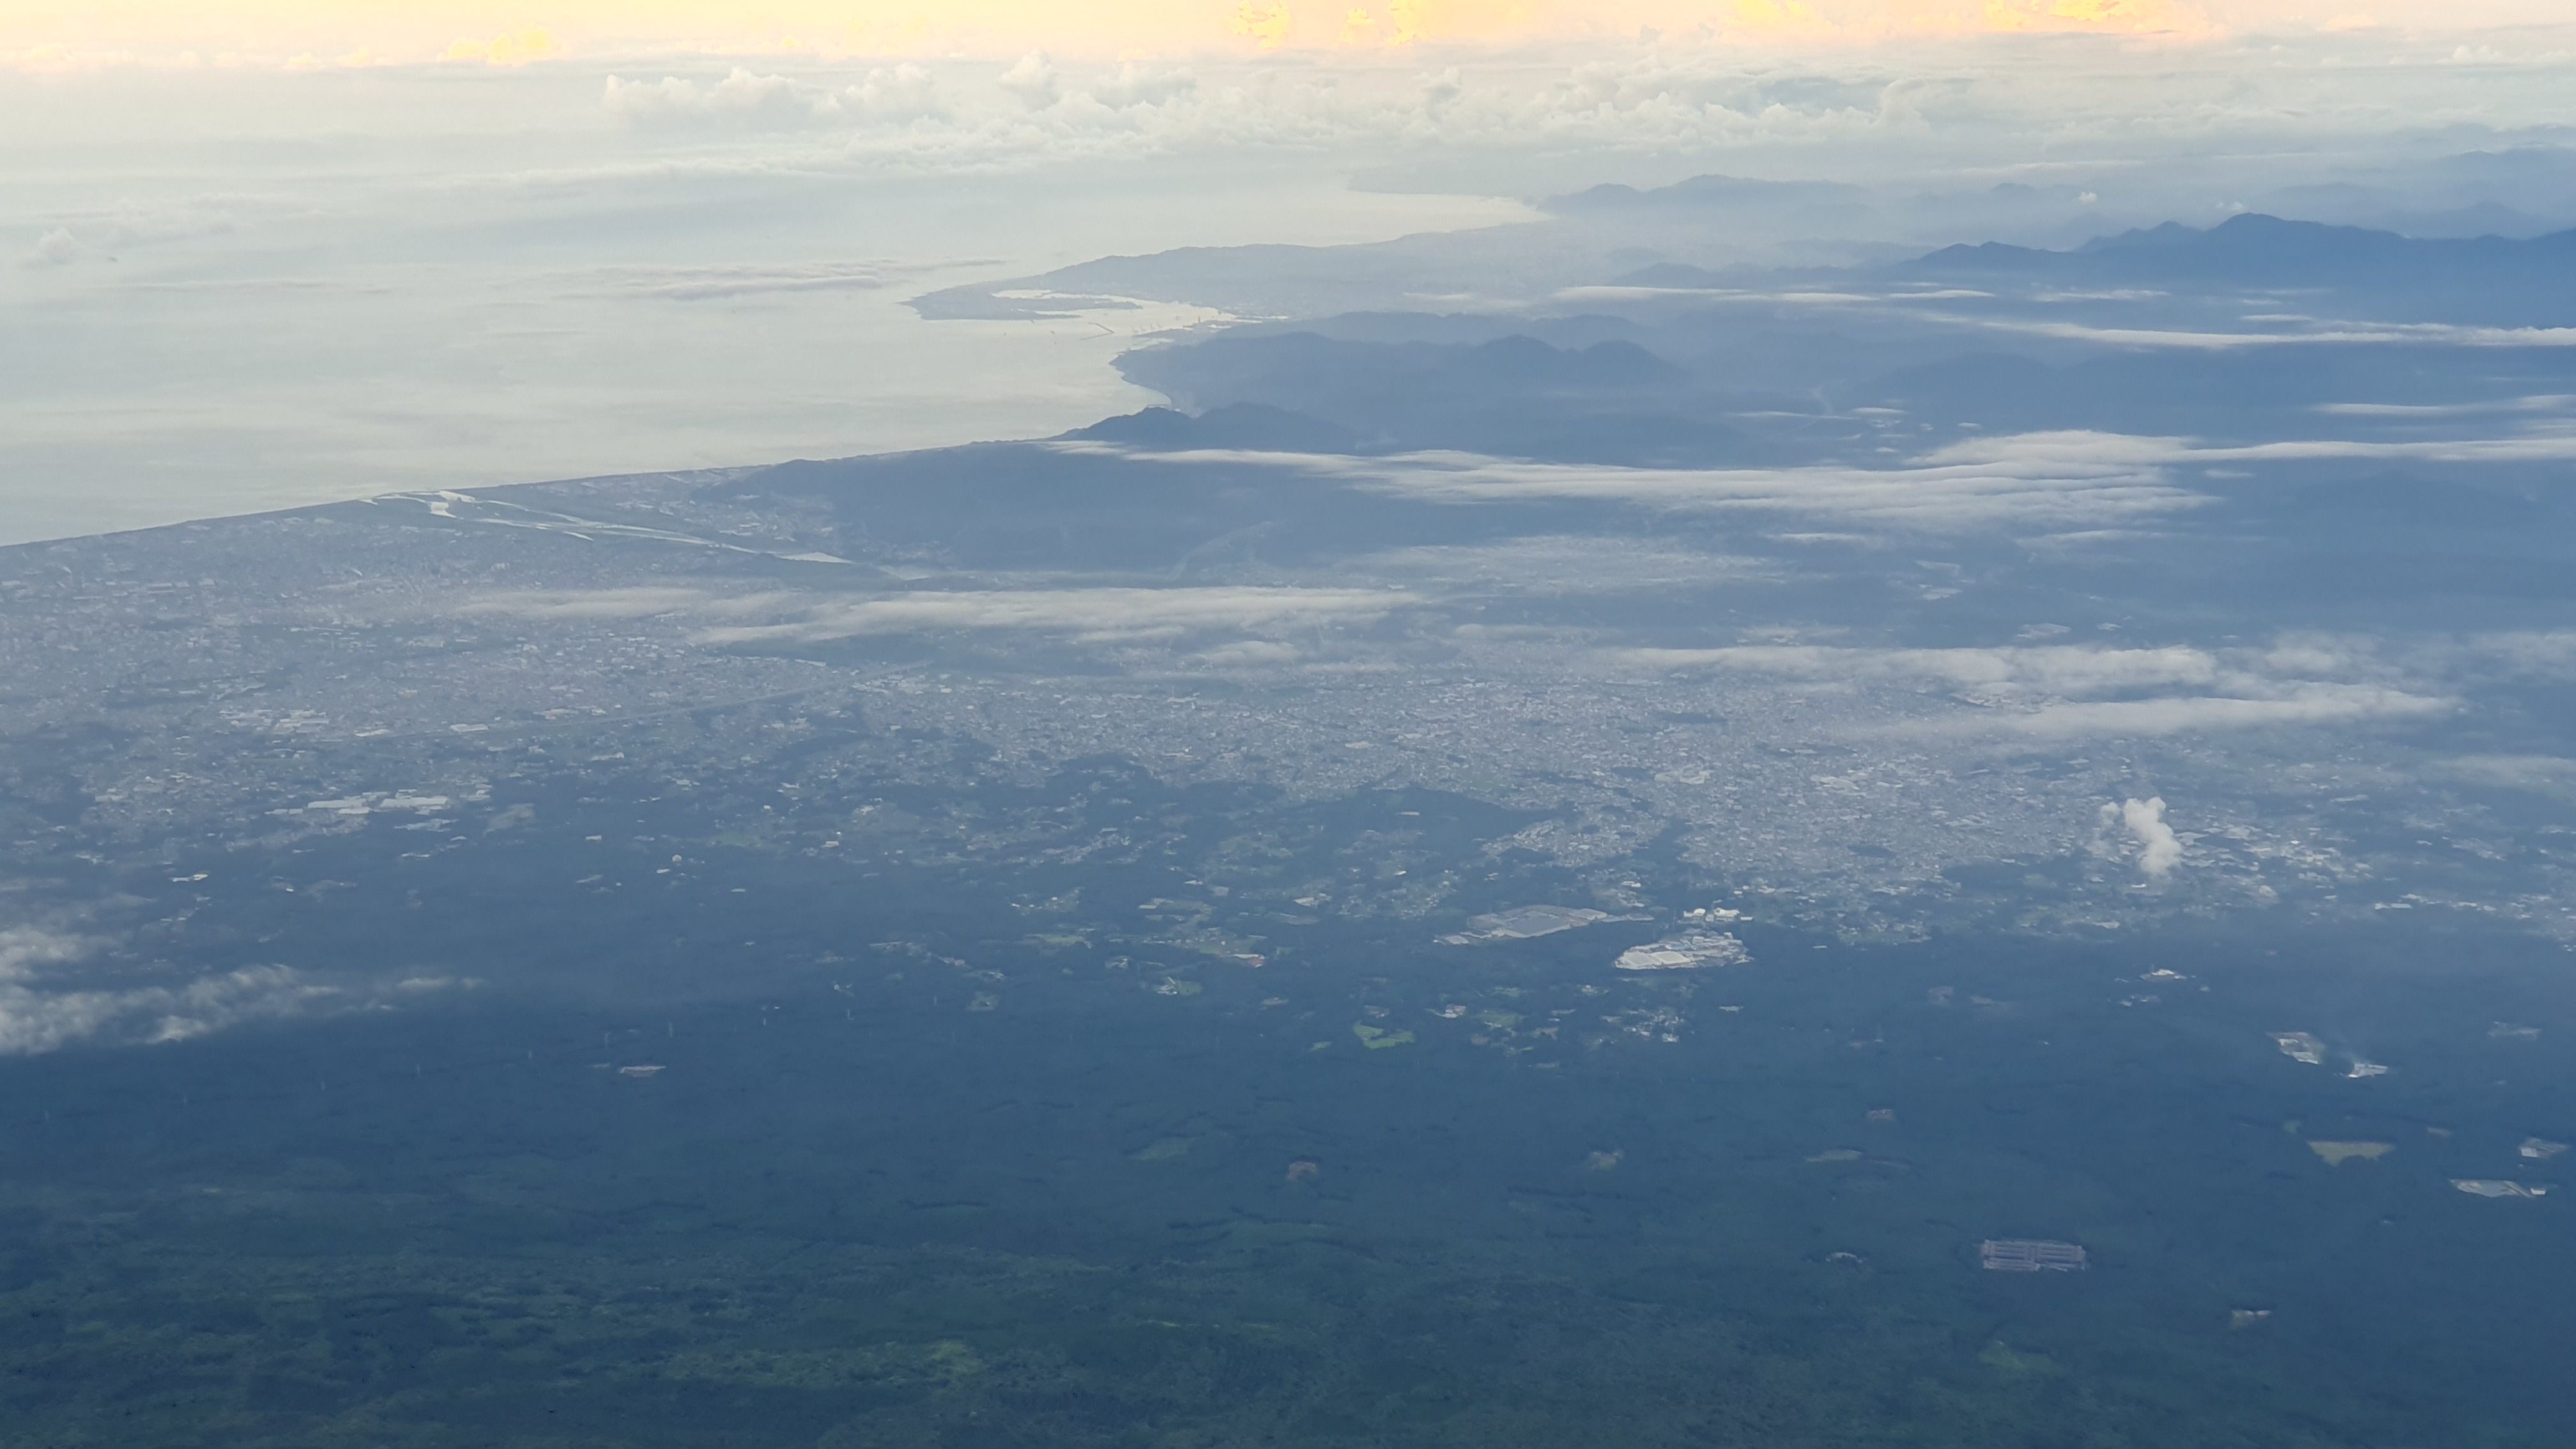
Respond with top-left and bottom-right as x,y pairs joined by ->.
0,73 -> 1524,543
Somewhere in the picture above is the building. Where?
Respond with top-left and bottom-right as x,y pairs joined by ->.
1981,1239 -> 2089,1272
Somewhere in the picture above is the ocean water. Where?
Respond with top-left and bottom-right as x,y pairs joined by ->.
2,776 -> 2568,1446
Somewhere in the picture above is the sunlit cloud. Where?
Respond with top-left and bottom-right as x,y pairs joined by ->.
442,26 -> 558,66
1234,2 -> 1297,48
693,586 -> 1408,647
2113,795 -> 2183,876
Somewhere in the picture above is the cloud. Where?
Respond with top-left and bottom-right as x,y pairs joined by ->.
2112,795 -> 2183,878
595,54 -> 1201,147
1195,639 -> 1303,666
1729,0 -> 1840,34
461,586 -> 711,620
1089,61 -> 1197,109
1149,430 -> 2209,537
2468,632 -> 2576,678
2316,395 -> 2574,418
586,262 -> 896,301
1360,535 -> 1774,592
27,228 -> 81,266
1993,684 -> 2449,736
1996,0 -> 2213,35
16,201 -> 238,268
695,586 -> 1407,646
469,586 -> 1406,643
0,928 -> 86,979
2437,754 -> 2576,790
1951,314 -> 2576,351
443,28 -> 556,66
1233,4 -> 1297,49
1138,426 -> 2576,546
845,63 -> 944,120
2069,430 -> 2576,470
1655,288 -> 2576,353
0,928 -> 334,1057
1619,641 -> 2221,694
998,52 -> 1061,109
607,68 -> 840,130
606,64 -> 946,131
486,36 -> 2563,176
1621,636 -> 2451,737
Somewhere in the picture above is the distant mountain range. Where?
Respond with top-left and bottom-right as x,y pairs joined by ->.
1894,213 -> 2576,326
1907,211 -> 2576,286
1604,211 -> 2576,326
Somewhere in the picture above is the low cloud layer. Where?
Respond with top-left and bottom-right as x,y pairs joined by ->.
1619,638 -> 2452,737
1958,316 -> 2576,352
582,261 -> 903,301
463,586 -> 716,620
1147,424 -> 2576,542
1989,686 -> 2448,738
695,586 -> 1407,646
1169,431 -> 2212,537
551,34 -> 2576,181
605,65 -> 944,130
1356,535 -> 1775,592
1618,641 -> 2223,693
0,927 -> 334,1057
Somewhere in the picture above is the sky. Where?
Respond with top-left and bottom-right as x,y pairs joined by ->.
7,0 -> 2575,69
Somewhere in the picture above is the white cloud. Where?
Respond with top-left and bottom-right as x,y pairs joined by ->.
1619,642 -> 2221,694
606,68 -> 840,130
1642,298 -> 2576,356
844,63 -> 944,121
2254,635 -> 2377,678
1995,685 -> 2448,737
605,65 -> 947,131
0,928 -> 86,979
2113,795 -> 2183,878
458,585 -> 1407,647
19,200 -> 238,269
1087,62 -> 1196,109
695,586 -> 1405,646
1951,315 -> 2576,351
585,262 -> 896,301
1195,639 -> 1303,667
1357,535 -> 1774,592
2206,433 -> 2576,464
28,227 -> 81,266
2317,395 -> 2574,418
1138,431 -> 2210,537
0,928 -> 335,1057
1125,425 -> 2576,545
774,36 -> 2471,171
998,52 -> 1061,110
461,587 -> 710,620
2437,754 -> 2576,789
2458,632 -> 2576,679
1621,636 -> 2451,737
